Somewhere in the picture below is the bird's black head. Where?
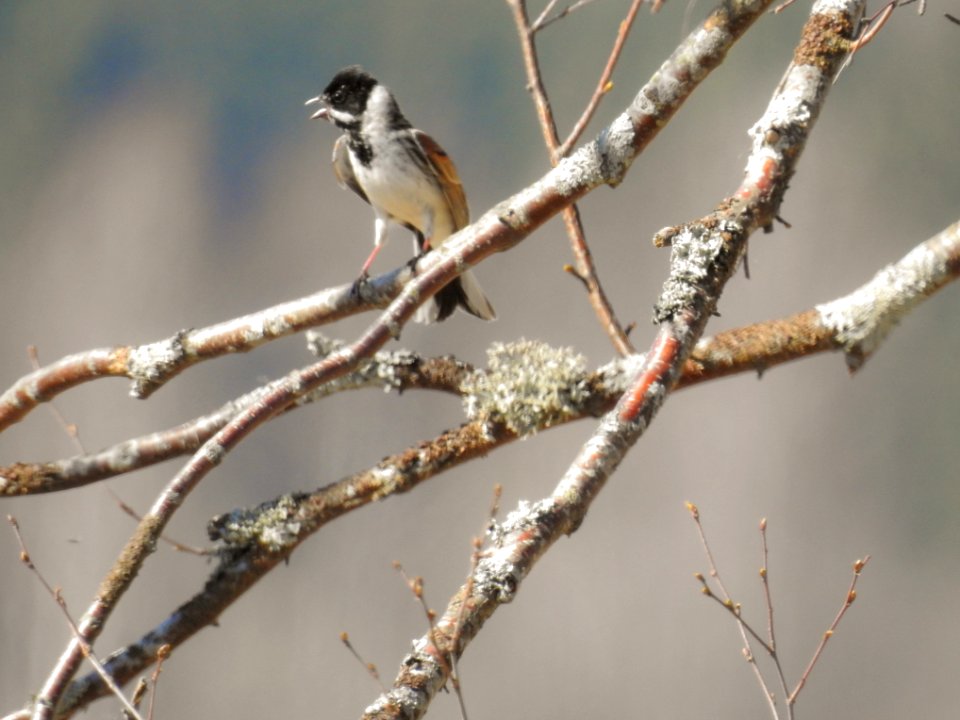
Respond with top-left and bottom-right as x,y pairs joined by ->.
313,66 -> 378,128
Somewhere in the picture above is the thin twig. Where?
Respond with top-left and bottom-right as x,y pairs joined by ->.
690,505 -> 872,716
507,0 -> 636,355
758,518 -> 791,717
531,0 -> 562,30
557,0 -> 646,157
773,0 -> 800,14
687,503 -> 780,719
531,0 -> 603,32
508,0 -> 561,152
340,632 -> 386,693
560,201 -> 636,355
448,484 -> 502,720
145,645 -> 170,720
850,1 -> 896,51
393,562 -> 455,696
759,519 -> 775,649
6,516 -> 145,720
836,0 -> 895,79
123,679 -> 147,720
27,345 -> 84,451
787,556 -> 871,704
27,347 -> 209,556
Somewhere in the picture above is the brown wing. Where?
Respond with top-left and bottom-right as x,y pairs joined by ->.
332,135 -> 369,205
413,130 -> 469,231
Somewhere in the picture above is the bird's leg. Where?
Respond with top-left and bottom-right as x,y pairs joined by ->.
350,246 -> 379,299
358,243 -> 383,276
353,218 -> 390,296
407,231 -> 431,273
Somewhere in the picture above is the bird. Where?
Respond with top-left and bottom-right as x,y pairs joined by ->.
306,66 -> 496,324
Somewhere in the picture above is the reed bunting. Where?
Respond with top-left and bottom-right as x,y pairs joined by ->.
306,66 -> 496,323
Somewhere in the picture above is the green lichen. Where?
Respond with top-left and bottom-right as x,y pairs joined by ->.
462,339 -> 589,437
208,494 -> 303,553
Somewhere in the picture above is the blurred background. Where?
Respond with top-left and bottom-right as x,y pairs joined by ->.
1,1 -> 958,717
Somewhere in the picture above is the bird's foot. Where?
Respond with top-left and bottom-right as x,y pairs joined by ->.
350,272 -> 371,300
406,250 -> 429,275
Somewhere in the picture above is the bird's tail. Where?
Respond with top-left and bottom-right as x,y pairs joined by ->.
415,269 -> 496,324
411,230 -> 496,324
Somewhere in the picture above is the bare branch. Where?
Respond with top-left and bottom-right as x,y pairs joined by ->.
557,0 -> 646,157
687,504 -> 781,718
2,347 -> 470,496
6,517 -> 145,720
788,557 -> 871,704
690,508 -> 872,718
340,633 -> 387,694
531,0 -> 562,32
507,0 -> 637,355
531,0 -> 603,32
0,272 -> 406,431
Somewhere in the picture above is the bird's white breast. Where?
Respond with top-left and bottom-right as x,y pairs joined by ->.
353,87 -> 455,241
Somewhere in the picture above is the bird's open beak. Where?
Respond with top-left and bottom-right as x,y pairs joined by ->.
305,96 -> 329,120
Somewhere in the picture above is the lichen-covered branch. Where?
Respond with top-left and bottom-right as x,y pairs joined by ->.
0,271 -> 414,432
22,1 -> 784,714
10,0 -> 941,717
7,211 -> 952,505
816,220 -> 960,370
360,0 -> 866,717
44,207 -> 960,715
1,0 -> 773,444
1,341 -> 471,496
